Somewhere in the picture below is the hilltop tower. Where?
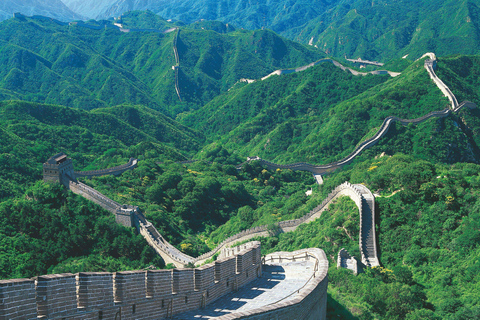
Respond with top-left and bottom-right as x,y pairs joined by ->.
43,152 -> 75,187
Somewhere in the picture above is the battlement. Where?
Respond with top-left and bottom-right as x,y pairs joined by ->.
0,242 -> 262,320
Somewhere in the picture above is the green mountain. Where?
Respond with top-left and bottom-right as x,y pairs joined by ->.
82,0 -> 480,62
0,12 -> 324,115
0,100 -> 200,200
295,0 -> 480,61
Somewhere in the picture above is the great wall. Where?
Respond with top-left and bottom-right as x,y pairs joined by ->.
1,46 -> 477,318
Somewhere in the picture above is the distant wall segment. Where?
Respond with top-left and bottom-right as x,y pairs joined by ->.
74,158 -> 137,178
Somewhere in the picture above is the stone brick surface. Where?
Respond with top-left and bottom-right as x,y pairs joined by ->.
0,278 -> 37,320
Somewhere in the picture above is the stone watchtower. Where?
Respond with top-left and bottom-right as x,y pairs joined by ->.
43,152 -> 76,187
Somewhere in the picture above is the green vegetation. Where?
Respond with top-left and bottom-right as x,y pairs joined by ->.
189,57 -> 454,165
0,181 -> 163,279
82,158 -> 317,257
291,0 -> 480,62
0,100 -> 195,201
129,0 -> 480,62
1,9 -> 480,318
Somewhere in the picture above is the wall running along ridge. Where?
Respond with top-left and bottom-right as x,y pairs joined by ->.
0,242 -> 268,320
173,28 -> 182,101
236,55 -> 476,176
50,52 -> 472,269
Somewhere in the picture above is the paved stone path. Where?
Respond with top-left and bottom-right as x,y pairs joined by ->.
172,260 -> 316,319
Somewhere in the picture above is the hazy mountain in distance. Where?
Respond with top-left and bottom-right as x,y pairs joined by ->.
61,0 -> 337,33
76,0 -> 480,62
61,0 -> 118,19
0,0 -> 83,21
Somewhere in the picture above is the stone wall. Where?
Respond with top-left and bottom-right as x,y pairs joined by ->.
337,248 -> 359,274
211,248 -> 328,320
0,242 -> 262,320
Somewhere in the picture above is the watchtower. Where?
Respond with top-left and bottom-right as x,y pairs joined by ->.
43,152 -> 75,187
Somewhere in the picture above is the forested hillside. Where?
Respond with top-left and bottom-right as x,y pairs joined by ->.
245,155 -> 480,319
0,100 -> 197,201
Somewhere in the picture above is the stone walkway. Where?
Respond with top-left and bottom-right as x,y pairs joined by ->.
172,260 -> 316,319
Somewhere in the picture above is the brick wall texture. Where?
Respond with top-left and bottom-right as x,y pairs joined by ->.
0,242 -> 327,320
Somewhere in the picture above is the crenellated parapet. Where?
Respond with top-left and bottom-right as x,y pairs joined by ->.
0,242 -> 263,320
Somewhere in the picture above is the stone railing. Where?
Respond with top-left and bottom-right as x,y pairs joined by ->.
0,241 -> 263,320
225,248 -> 328,320
74,158 -> 137,178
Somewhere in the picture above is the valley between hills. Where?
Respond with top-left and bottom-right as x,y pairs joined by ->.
1,6 -> 480,320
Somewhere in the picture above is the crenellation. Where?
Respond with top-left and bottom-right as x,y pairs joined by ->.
113,271 -> 146,304
36,273 -> 77,318
146,269 -> 172,298
194,264 -> 215,292
172,268 -> 194,294
77,272 -> 114,310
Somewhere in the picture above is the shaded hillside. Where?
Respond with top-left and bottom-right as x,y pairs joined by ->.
180,61 -> 389,140
0,100 -> 196,200
294,0 -> 480,61
76,0 -> 480,62
0,182 -> 163,279
174,28 -> 324,111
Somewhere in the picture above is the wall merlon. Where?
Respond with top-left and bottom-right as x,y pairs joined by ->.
0,278 -> 37,320
36,273 -> 77,318
172,269 -> 194,294
146,269 -> 172,298
113,271 -> 146,304
77,272 -> 114,310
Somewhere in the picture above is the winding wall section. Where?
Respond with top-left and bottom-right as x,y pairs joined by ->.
173,27 -> 182,101
260,58 -> 400,81
238,56 -> 476,176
